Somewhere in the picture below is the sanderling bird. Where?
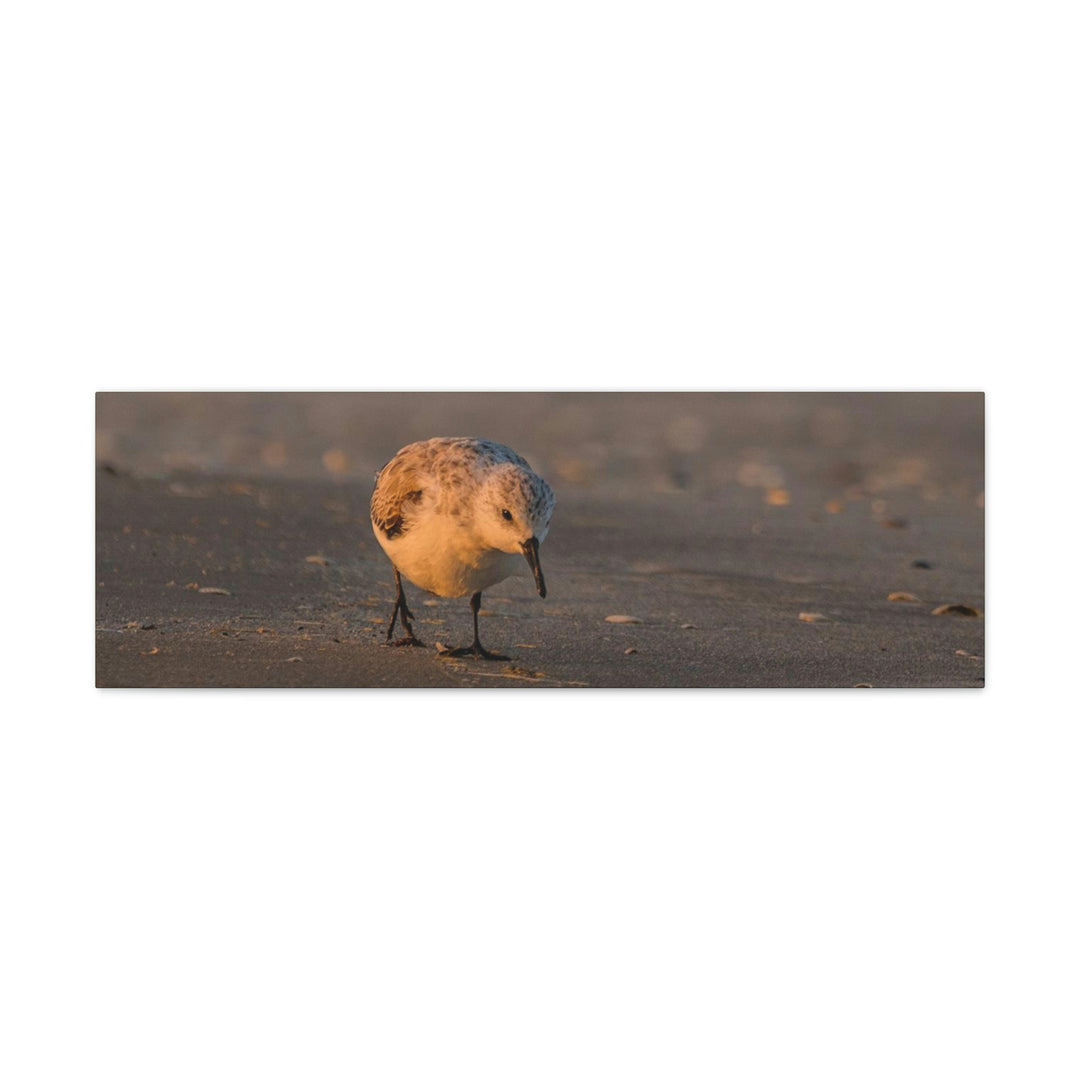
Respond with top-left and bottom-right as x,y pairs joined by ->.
370,437 -> 555,659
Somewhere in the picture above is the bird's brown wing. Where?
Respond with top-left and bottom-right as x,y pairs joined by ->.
370,456 -> 424,539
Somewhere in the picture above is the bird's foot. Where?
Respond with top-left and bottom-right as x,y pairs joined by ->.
386,634 -> 425,648
440,643 -> 511,661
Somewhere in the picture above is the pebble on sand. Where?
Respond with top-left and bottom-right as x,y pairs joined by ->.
606,615 -> 642,624
798,612 -> 828,622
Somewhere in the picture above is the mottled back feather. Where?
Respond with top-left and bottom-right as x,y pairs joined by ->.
371,436 -> 547,540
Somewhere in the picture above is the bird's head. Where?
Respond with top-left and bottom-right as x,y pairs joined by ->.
477,464 -> 555,597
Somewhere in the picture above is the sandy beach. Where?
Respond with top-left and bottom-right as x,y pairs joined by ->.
96,392 -> 984,688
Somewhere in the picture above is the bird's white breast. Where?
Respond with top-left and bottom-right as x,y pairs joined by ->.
374,505 -> 521,598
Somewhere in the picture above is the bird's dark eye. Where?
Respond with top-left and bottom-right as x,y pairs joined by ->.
502,509 -> 513,521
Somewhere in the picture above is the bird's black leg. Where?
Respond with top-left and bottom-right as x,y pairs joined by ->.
444,591 -> 511,660
386,568 -> 424,647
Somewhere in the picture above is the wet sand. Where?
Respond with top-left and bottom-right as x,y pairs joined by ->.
96,393 -> 984,688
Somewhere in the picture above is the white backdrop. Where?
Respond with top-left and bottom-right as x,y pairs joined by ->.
4,1 -> 1076,1077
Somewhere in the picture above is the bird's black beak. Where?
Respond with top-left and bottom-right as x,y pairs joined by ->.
521,537 -> 546,598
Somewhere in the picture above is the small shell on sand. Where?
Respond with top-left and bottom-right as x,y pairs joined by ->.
798,612 -> 827,623
887,591 -> 920,602
931,604 -> 981,617
606,615 -> 642,624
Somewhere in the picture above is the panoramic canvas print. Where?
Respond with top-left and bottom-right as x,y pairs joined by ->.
96,392 -> 984,688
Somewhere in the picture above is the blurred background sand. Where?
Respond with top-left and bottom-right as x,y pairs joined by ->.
97,391 -> 983,501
